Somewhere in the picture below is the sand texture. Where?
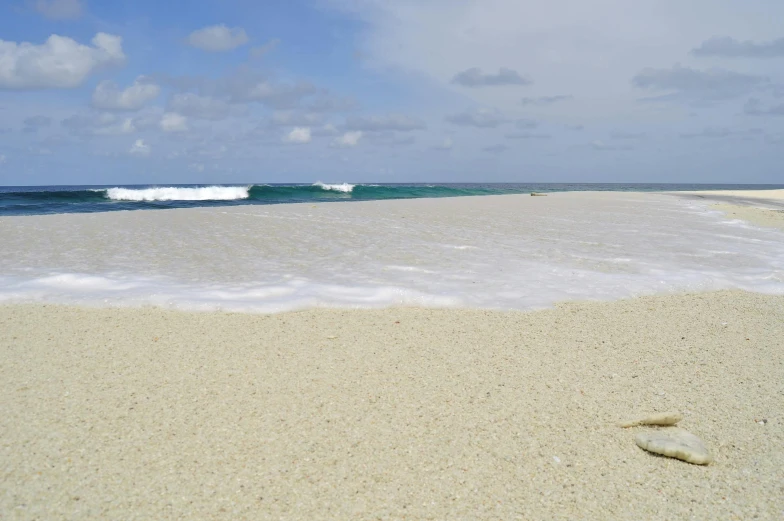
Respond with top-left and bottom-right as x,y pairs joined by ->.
677,189 -> 784,203
667,189 -> 784,231
711,203 -> 784,232
1,290 -> 783,520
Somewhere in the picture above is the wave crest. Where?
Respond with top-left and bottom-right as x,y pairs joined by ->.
105,186 -> 251,202
313,182 -> 355,193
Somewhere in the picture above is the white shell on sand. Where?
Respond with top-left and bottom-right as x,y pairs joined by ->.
619,412 -> 683,428
635,428 -> 713,465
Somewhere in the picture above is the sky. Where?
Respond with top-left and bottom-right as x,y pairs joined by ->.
0,0 -> 783,185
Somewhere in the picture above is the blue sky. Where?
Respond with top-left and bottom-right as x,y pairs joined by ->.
1,0 -> 783,185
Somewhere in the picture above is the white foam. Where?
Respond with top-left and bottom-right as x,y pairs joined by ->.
1,192 -> 783,313
0,274 -> 460,313
313,182 -> 355,193
105,186 -> 251,201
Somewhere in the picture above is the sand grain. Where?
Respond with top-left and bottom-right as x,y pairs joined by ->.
1,291 -> 783,520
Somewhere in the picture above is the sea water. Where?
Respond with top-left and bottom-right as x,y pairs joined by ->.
0,190 -> 782,312
2,182 -> 783,216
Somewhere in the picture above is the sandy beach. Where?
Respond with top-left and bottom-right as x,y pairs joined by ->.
1,191 -> 783,520
2,291 -> 783,520
674,189 -> 784,204
668,189 -> 784,231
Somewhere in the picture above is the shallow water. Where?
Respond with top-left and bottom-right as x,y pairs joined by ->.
0,192 -> 782,312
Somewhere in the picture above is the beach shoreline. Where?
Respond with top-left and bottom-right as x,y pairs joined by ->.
2,190 -> 783,519
663,189 -> 784,231
2,190 -> 783,313
2,290 -> 783,520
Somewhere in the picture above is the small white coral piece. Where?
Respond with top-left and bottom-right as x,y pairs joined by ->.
619,412 -> 683,428
635,428 -> 713,465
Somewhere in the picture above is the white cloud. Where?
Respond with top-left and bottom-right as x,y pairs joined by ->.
0,33 -> 124,89
129,139 -> 150,157
0,154 -> 6,164
331,131 -> 363,148
187,25 -> 249,52
168,93 -> 233,120
33,0 -> 83,20
92,76 -> 160,111
160,112 -> 188,132
283,127 -> 312,144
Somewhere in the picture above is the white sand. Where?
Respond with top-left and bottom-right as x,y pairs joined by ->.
711,204 -> 784,232
2,291 -> 783,520
678,189 -> 784,202
2,190 -> 783,519
666,189 -> 784,231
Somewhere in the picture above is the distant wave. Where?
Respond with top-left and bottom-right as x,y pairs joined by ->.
0,184 -> 517,209
313,181 -> 355,193
0,183 -> 541,215
104,183 -> 358,201
105,186 -> 252,201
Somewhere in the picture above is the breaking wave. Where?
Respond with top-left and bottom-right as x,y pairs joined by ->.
105,186 -> 252,201
313,182 -> 355,193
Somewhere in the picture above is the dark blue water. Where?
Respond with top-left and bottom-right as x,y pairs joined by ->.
1,183 -> 782,216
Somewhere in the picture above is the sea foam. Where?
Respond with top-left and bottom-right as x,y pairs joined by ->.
313,182 -> 355,193
1,192 -> 782,312
106,186 -> 251,201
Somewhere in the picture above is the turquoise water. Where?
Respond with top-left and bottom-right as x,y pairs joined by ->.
2,182 -> 782,216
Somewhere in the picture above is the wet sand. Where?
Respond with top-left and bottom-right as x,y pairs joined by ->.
669,189 -> 784,231
2,291 -> 783,520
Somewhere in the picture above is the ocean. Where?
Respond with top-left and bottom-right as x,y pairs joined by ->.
2,182 -> 783,216
1,186 -> 782,312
